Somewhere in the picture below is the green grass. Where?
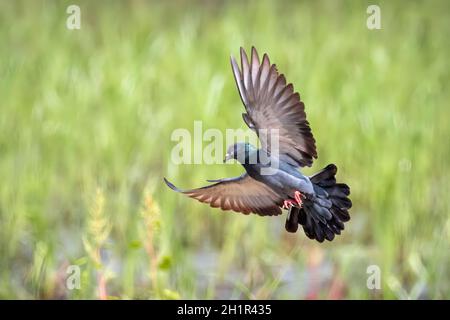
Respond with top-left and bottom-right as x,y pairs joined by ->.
0,0 -> 449,299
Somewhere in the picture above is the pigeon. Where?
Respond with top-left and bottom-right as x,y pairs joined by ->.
164,47 -> 351,242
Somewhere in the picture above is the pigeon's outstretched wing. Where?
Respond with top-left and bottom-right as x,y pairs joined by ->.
231,47 -> 317,167
164,174 -> 284,216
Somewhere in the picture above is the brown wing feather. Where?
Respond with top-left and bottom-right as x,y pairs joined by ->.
231,47 -> 317,167
164,175 -> 283,216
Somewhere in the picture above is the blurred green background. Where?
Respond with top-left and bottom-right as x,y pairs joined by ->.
0,0 -> 449,299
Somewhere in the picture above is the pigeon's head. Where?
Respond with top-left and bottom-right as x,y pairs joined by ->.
224,142 -> 256,164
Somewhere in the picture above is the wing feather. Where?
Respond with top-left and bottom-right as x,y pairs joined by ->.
164,175 -> 284,216
231,47 -> 317,167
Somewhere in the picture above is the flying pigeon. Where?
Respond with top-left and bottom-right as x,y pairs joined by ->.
164,47 -> 351,242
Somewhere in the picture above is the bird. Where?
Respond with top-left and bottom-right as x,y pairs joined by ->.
164,47 -> 351,242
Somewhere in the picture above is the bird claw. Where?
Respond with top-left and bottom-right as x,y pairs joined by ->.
282,191 -> 304,210
282,199 -> 297,210
294,191 -> 303,206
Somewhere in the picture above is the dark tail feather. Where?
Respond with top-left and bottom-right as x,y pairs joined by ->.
287,164 -> 352,242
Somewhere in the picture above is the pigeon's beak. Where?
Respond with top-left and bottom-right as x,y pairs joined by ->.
224,153 -> 232,163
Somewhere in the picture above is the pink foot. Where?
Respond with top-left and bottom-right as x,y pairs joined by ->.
282,199 -> 297,210
282,191 -> 305,210
294,191 -> 304,207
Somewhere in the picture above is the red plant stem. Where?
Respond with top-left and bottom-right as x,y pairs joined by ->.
98,272 -> 107,300
96,249 -> 108,300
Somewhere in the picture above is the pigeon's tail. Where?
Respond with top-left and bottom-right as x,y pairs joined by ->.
286,164 -> 352,242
